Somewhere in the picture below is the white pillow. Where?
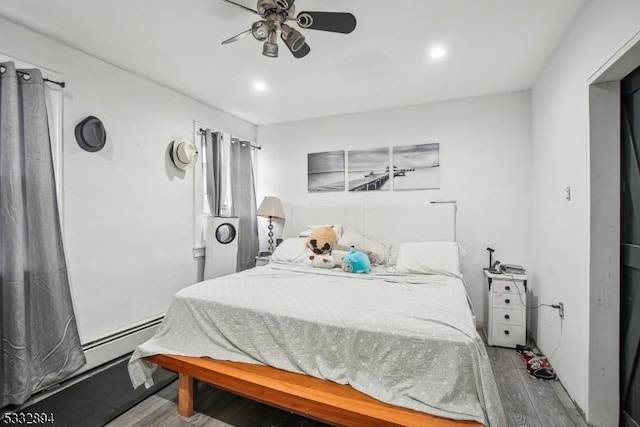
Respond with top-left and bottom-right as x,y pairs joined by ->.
336,227 -> 361,246
337,227 -> 388,265
270,238 -> 312,264
298,224 -> 343,238
386,243 -> 401,266
396,241 -> 461,276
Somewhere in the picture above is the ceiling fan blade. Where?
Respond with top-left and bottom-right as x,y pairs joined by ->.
221,28 -> 252,45
296,11 -> 356,34
219,0 -> 258,15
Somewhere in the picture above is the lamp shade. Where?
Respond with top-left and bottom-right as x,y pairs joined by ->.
257,196 -> 285,219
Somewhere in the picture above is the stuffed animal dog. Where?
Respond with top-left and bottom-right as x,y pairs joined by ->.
309,254 -> 336,269
306,226 -> 338,255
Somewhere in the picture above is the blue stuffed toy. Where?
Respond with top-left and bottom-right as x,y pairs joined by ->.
341,247 -> 371,274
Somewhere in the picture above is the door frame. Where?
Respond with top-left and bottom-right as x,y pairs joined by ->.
588,32 -> 640,426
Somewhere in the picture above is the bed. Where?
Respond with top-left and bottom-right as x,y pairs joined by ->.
128,205 -> 506,426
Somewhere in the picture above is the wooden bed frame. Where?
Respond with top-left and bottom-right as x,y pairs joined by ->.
145,354 -> 480,426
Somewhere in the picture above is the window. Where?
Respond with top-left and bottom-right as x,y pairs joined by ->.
192,121 -> 258,256
201,131 -> 232,217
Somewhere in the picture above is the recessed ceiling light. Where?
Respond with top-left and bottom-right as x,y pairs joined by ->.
253,81 -> 267,91
430,46 -> 447,59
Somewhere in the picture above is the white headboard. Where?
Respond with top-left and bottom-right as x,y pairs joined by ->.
285,204 -> 456,243
286,206 -> 364,238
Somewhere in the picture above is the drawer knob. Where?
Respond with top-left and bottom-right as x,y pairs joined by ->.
505,298 -> 511,304
505,285 -> 511,291
504,330 -> 510,335
504,314 -> 510,320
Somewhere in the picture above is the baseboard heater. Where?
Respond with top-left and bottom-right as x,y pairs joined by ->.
76,316 -> 164,377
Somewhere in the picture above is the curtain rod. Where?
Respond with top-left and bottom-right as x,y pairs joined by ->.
198,128 -> 261,150
6,68 -> 66,88
44,77 -> 66,88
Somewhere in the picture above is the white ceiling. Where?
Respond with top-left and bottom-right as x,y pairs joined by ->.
0,0 -> 587,125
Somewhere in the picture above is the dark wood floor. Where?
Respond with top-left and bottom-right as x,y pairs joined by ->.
107,346 -> 590,427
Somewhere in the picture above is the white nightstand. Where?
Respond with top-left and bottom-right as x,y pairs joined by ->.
255,255 -> 271,267
483,269 -> 527,348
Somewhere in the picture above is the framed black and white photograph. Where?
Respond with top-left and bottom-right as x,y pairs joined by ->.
392,143 -> 440,190
307,150 -> 345,192
347,147 -> 390,192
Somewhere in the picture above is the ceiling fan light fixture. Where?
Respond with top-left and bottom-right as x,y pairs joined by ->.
281,24 -> 305,52
251,21 -> 270,41
263,42 -> 279,57
262,30 -> 279,57
297,13 -> 313,29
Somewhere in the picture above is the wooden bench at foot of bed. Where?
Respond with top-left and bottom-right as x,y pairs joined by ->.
145,354 -> 480,427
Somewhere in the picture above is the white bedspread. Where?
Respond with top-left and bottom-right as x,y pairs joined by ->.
128,263 -> 505,425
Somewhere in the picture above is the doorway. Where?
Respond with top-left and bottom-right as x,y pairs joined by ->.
587,30 -> 640,424
621,64 -> 640,427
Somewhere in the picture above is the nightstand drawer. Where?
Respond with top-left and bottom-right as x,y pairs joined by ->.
490,322 -> 524,347
492,307 -> 522,326
492,292 -> 522,309
491,280 -> 524,294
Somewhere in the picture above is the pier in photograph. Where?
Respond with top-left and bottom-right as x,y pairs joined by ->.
348,166 -> 417,191
310,181 -> 348,192
392,166 -> 415,177
349,171 -> 390,191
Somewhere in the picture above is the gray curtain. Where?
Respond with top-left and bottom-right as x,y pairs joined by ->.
204,130 -> 223,216
0,62 -> 85,407
229,140 -> 258,271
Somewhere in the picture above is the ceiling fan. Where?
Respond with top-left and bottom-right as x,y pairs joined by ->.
220,0 -> 357,58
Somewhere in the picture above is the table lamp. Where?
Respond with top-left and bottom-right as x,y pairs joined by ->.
257,196 -> 285,253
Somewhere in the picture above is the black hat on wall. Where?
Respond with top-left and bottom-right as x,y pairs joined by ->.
75,116 -> 106,152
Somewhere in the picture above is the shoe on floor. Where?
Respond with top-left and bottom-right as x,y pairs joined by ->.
516,346 -> 557,380
526,358 -> 557,380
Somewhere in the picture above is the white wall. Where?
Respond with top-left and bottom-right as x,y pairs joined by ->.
257,91 -> 532,323
0,16 -> 256,343
531,0 -> 640,423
